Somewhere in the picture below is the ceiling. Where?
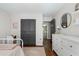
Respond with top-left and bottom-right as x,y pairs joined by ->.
0,3 -> 65,17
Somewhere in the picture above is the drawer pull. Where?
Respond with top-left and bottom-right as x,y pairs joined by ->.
70,45 -> 72,48
61,48 -> 63,49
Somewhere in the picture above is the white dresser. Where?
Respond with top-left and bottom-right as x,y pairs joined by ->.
52,34 -> 79,56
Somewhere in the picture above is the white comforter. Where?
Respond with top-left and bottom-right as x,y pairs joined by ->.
0,45 -> 24,56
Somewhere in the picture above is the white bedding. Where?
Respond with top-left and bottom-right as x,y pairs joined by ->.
0,44 -> 24,56
0,44 -> 17,50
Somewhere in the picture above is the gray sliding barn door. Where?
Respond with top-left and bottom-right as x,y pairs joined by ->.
21,19 -> 36,46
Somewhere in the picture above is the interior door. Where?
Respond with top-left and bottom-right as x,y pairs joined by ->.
21,19 -> 36,46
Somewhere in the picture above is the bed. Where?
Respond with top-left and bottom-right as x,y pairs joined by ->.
0,36 -> 24,56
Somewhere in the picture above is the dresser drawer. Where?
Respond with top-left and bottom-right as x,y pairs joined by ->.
52,35 -> 79,56
63,39 -> 79,56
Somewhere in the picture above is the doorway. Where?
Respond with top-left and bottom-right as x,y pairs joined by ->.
49,19 -> 56,50
50,19 -> 56,38
43,19 -> 56,55
21,19 -> 36,46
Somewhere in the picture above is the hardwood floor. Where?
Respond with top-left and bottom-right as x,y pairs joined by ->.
43,39 -> 57,56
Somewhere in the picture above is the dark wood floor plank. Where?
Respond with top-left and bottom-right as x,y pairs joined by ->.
43,39 -> 57,56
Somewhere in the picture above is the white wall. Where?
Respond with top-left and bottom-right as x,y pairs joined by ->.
43,16 -> 52,21
53,3 -> 79,36
10,13 -> 43,45
0,10 -> 10,37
